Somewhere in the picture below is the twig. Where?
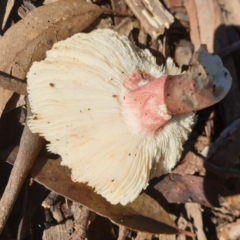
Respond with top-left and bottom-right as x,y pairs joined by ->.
117,226 -> 129,240
0,100 -> 44,233
0,71 -> 27,95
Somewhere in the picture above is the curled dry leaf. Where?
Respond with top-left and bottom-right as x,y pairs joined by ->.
0,0 -> 103,115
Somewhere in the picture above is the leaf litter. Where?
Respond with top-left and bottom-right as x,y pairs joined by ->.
0,0 -> 240,239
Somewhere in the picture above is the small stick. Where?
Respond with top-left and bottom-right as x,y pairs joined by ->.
117,226 -> 129,240
0,100 -> 44,233
0,71 -> 27,95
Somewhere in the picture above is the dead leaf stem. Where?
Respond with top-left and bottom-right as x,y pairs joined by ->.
0,100 -> 44,233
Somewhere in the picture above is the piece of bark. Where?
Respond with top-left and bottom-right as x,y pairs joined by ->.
42,191 -> 60,208
159,234 -> 176,240
0,71 -> 27,96
69,203 -> 91,240
124,0 -> 174,37
117,226 -> 129,240
51,203 -> 64,223
216,219 -> 240,240
185,203 -> 207,240
177,216 -> 188,239
184,0 -> 223,53
42,219 -> 74,240
110,0 -> 128,25
164,0 -> 183,8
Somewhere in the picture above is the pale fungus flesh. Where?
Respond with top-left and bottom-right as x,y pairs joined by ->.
27,29 -> 232,205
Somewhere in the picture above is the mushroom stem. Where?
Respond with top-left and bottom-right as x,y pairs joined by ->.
164,45 -> 232,115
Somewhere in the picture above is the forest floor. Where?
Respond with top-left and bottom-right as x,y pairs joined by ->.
1,0 -> 240,239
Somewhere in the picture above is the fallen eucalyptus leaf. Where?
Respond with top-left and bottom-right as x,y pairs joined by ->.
32,158 -> 179,234
0,0 -> 103,115
5,147 -> 179,235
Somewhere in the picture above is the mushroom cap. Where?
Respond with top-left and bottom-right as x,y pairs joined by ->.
27,29 -> 195,205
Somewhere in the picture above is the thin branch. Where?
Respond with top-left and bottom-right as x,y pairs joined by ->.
0,99 -> 44,234
117,226 -> 129,240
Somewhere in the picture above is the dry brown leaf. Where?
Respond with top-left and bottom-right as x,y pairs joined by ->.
154,173 -> 227,207
5,147 -> 178,235
32,158 -> 179,234
0,0 -> 103,116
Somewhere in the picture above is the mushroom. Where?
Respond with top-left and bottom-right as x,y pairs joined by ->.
27,29 -> 232,205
